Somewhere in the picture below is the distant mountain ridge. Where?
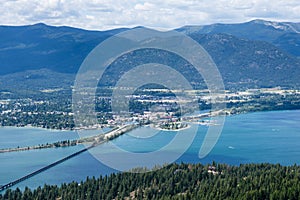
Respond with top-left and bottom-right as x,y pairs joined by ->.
0,23 -> 127,74
0,20 -> 299,89
191,33 -> 300,89
177,19 -> 300,56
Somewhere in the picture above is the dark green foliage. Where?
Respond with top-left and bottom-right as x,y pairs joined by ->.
2,162 -> 300,199
1,22 -> 300,90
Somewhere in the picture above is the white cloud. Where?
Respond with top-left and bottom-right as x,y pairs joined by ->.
230,0 -> 255,10
134,2 -> 154,11
0,0 -> 299,30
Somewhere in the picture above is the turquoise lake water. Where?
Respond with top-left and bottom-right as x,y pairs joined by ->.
0,110 -> 299,190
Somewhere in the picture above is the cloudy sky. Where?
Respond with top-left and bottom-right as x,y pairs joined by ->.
0,0 -> 299,30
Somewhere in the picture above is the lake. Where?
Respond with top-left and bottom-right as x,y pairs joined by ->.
0,110 -> 299,190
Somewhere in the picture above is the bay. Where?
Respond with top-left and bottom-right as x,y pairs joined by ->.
0,110 -> 299,191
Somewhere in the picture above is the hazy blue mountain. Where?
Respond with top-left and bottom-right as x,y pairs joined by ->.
0,23 -> 127,75
0,20 -> 299,90
177,19 -> 300,56
191,33 -> 300,89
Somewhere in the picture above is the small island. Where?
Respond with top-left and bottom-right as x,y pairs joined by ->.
152,121 -> 190,131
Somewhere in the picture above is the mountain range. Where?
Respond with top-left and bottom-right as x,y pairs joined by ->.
0,19 -> 299,91
177,19 -> 300,56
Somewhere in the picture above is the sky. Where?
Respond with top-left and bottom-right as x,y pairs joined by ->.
0,0 -> 299,30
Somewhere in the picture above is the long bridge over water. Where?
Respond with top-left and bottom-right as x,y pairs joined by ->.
0,124 -> 137,192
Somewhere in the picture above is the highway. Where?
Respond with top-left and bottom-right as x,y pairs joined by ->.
0,124 -> 137,192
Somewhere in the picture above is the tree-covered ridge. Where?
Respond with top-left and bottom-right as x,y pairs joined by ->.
1,21 -> 300,89
1,162 -> 300,199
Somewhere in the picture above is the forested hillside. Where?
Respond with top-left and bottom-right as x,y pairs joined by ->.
1,20 -> 300,90
1,162 -> 300,199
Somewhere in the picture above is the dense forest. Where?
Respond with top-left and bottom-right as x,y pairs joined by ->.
1,162 -> 300,199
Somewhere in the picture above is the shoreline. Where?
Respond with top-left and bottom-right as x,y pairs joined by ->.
0,124 -> 137,154
0,124 -> 113,132
150,123 -> 191,132
0,108 -> 299,131
2,109 -> 299,154
1,109 -> 300,192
